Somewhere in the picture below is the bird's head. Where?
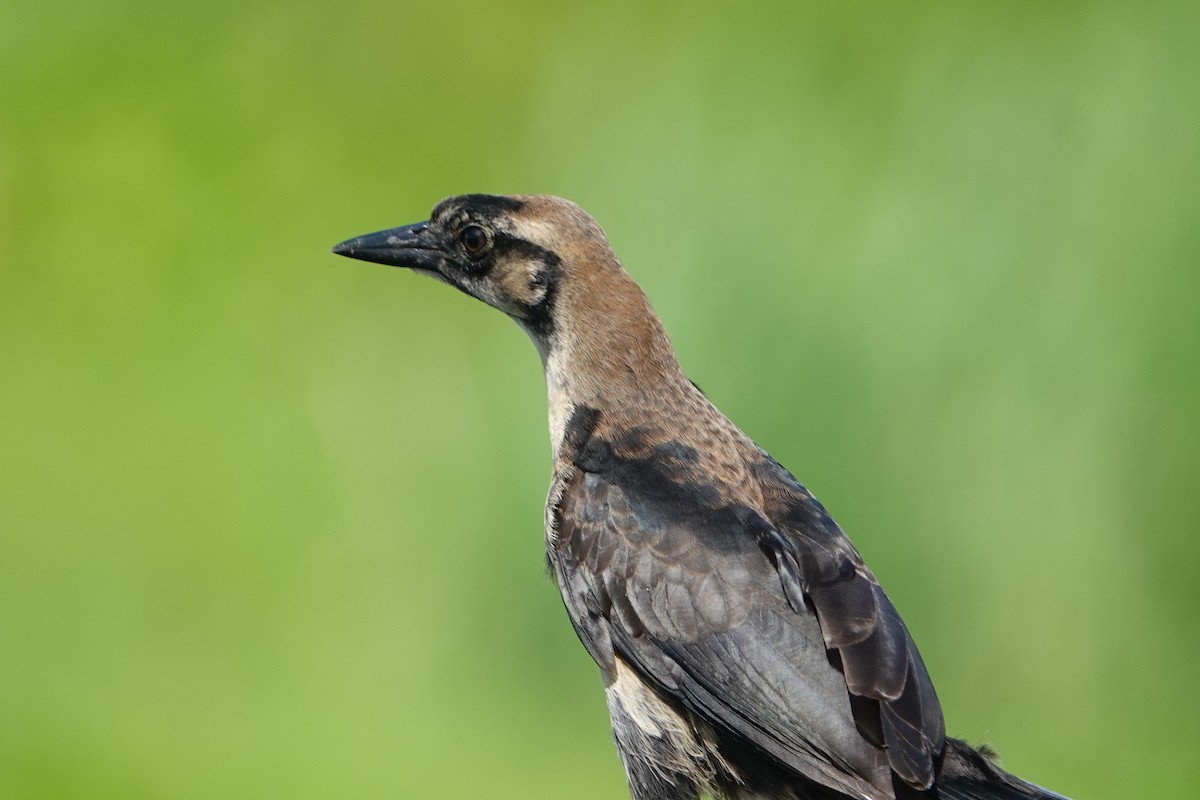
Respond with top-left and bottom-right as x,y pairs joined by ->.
333,194 -> 622,356
334,192 -> 685,432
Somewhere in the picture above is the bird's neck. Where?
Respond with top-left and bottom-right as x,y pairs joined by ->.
538,265 -> 764,507
542,268 -> 695,461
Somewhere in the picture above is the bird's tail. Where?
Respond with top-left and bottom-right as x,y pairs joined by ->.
937,738 -> 1071,800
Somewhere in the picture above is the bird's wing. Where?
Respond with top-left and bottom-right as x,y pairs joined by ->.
549,446 -> 942,798
759,454 -> 945,789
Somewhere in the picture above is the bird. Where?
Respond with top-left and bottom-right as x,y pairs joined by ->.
332,194 -> 1070,800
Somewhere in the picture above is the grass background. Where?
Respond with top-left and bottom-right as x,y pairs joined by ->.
2,1 -> 1198,798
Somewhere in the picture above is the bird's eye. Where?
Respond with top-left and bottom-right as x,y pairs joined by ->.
460,225 -> 490,256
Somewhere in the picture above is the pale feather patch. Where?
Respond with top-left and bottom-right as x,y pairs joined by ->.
606,658 -> 739,790
507,215 -> 561,249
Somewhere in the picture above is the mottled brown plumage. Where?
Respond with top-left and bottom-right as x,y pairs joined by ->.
332,194 -> 1069,800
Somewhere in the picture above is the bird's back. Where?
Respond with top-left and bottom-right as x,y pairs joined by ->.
547,386 -> 943,799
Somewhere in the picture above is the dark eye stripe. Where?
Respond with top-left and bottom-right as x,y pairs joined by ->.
491,232 -> 560,270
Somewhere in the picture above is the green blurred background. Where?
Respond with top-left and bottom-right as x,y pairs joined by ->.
2,1 -> 1198,798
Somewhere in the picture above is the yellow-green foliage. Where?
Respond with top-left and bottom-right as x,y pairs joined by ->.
1,2 -> 1196,799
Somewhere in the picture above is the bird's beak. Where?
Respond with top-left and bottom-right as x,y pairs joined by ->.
331,221 -> 444,271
